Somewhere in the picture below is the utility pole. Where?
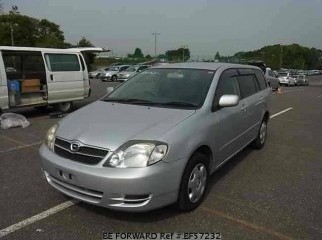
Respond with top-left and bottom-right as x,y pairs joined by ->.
181,45 -> 188,62
10,25 -> 14,46
152,32 -> 160,59
280,44 -> 283,70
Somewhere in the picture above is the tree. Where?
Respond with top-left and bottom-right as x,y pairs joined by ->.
166,47 -> 190,62
145,54 -> 152,60
35,19 -> 65,48
77,37 -> 94,47
215,51 -> 221,60
0,10 -> 65,47
128,48 -> 144,59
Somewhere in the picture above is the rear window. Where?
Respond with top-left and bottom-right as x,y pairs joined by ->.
45,54 -> 80,72
238,74 -> 259,98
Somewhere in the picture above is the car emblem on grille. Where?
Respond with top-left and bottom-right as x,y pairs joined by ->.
70,142 -> 81,152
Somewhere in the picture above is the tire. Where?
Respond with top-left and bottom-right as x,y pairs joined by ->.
54,102 -> 73,113
35,106 -> 48,112
177,153 -> 209,212
251,118 -> 268,149
111,75 -> 117,82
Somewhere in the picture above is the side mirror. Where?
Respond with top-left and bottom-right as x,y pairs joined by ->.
219,95 -> 239,107
106,87 -> 114,95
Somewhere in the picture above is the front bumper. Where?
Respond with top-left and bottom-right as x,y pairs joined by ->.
39,145 -> 186,212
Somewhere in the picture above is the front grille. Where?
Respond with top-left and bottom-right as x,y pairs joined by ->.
54,138 -> 109,165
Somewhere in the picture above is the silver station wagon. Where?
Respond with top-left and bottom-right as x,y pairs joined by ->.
40,63 -> 271,212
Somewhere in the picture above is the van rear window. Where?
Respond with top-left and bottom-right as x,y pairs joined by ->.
45,54 -> 80,72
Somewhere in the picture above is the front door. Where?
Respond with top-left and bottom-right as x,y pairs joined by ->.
212,69 -> 248,165
43,52 -> 84,104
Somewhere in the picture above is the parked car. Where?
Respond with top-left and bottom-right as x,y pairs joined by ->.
89,67 -> 110,79
278,72 -> 296,86
100,65 -> 131,81
295,74 -> 309,86
0,46 -> 104,113
264,68 -> 279,91
117,65 -> 151,81
40,63 -> 271,212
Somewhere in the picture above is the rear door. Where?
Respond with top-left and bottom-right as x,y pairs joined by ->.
78,54 -> 90,98
0,51 -> 9,110
237,69 -> 263,142
43,52 -> 84,103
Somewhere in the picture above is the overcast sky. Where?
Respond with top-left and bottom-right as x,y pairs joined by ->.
3,0 -> 322,57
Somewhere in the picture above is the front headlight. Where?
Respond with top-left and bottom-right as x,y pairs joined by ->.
104,141 -> 168,168
44,123 -> 59,151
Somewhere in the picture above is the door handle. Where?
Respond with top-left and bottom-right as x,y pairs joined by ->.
259,96 -> 264,101
241,105 -> 247,112
50,74 -> 54,81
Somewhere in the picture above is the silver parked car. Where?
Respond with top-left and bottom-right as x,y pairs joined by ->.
294,74 -> 309,86
100,65 -> 131,82
117,65 -> 151,81
40,63 -> 271,212
89,67 -> 110,79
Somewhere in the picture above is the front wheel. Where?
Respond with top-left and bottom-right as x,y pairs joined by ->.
54,102 -> 73,113
177,153 -> 209,212
251,119 -> 268,149
111,75 -> 117,82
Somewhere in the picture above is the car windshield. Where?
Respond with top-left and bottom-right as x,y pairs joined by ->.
102,68 -> 215,109
110,67 -> 119,71
125,66 -> 139,72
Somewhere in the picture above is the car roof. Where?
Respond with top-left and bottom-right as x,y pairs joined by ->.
0,46 -> 106,54
152,62 -> 261,71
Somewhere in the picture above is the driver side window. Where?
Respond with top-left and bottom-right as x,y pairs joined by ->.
213,69 -> 240,109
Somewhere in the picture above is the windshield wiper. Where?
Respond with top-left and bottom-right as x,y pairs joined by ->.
102,98 -> 153,104
157,101 -> 199,108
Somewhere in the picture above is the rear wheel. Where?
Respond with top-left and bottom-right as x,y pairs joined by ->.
177,153 -> 209,212
54,102 -> 73,113
251,118 -> 268,149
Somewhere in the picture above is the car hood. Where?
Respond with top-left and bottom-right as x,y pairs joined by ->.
56,101 -> 195,151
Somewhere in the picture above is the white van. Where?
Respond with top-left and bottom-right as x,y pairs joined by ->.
0,46 -> 106,113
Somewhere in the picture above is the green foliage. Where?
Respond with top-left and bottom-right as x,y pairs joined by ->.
77,37 -> 94,47
166,47 -> 190,62
234,44 -> 322,70
128,48 -> 144,59
0,12 -> 65,47
215,51 -> 221,60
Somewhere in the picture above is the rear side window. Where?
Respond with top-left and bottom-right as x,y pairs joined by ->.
254,69 -> 268,90
45,54 -> 80,72
238,74 -> 259,99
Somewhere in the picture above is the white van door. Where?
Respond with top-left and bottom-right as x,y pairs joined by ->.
78,54 -> 90,98
0,51 -> 9,110
43,52 -> 84,104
